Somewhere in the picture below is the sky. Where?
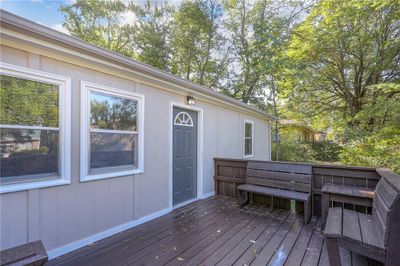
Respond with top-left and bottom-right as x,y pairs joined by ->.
0,0 -> 70,32
0,0 -> 176,34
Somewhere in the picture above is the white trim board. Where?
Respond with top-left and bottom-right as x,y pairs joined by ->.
47,191 -> 216,259
169,102 -> 204,210
47,206 -> 172,259
200,191 -> 215,199
172,198 -> 199,210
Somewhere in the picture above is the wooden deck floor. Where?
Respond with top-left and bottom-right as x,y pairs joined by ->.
47,196 -> 377,266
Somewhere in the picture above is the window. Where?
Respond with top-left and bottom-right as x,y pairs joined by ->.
0,63 -> 71,193
243,120 -> 254,158
80,81 -> 144,181
174,112 -> 193,127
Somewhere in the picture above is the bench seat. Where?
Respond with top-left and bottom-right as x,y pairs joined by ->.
323,169 -> 400,266
322,184 -> 375,199
324,207 -> 386,263
238,161 -> 313,224
237,184 -> 310,202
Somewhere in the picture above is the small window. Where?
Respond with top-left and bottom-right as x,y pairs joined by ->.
80,81 -> 144,182
0,63 -> 71,193
243,120 -> 254,158
174,112 -> 193,127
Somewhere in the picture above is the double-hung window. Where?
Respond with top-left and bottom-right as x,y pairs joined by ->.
243,120 -> 254,158
0,63 -> 71,193
80,81 -> 144,181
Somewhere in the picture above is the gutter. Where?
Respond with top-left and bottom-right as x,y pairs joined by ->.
0,9 -> 277,121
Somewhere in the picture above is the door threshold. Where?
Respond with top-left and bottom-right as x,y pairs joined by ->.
173,197 -> 198,210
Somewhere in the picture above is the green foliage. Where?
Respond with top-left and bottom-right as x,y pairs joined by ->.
272,141 -> 316,163
129,1 -> 174,70
170,0 -> 227,87
340,128 -> 400,172
222,0 -> 308,107
61,0 -> 135,57
286,0 -> 400,118
340,84 -> 400,172
310,141 -> 342,162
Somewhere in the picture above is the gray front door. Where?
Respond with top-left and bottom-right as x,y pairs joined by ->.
173,107 -> 197,205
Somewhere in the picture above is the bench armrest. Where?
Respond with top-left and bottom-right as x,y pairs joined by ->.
0,241 -> 48,266
324,207 -> 342,238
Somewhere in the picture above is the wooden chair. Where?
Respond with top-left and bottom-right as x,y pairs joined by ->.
0,240 -> 48,266
323,168 -> 400,266
237,161 -> 312,223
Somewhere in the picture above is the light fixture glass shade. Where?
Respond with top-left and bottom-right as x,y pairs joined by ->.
187,95 -> 195,105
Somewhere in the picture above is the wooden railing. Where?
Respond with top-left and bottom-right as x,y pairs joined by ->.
214,158 -> 382,216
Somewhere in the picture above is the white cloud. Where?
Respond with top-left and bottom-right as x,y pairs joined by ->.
51,23 -> 70,35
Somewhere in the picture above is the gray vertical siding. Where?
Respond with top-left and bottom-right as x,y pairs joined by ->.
0,43 -> 271,256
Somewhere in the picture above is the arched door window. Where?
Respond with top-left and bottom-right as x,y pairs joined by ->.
174,112 -> 193,127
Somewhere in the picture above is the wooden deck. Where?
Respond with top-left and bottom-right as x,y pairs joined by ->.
47,196 -> 378,266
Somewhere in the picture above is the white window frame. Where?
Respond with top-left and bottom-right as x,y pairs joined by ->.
80,81 -> 144,182
243,119 -> 254,158
0,63 -> 71,193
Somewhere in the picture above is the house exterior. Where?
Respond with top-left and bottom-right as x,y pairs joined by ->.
0,10 -> 275,258
278,119 -> 316,142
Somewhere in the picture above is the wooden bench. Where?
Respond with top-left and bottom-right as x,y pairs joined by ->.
323,168 -> 400,266
321,183 -> 375,227
237,161 -> 312,223
0,240 -> 48,266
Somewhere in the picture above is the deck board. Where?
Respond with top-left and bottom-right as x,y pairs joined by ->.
47,196 -> 379,266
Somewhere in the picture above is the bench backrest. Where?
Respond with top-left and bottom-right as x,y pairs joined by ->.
372,168 -> 400,263
245,161 -> 312,193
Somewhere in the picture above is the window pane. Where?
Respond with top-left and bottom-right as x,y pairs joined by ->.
0,128 -> 59,180
245,123 -> 252,138
245,139 -> 252,155
90,132 -> 137,171
0,74 -> 59,127
90,91 -> 137,131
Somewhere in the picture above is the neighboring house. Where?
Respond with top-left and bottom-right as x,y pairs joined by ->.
278,119 -> 316,142
0,11 -> 275,258
315,131 -> 327,141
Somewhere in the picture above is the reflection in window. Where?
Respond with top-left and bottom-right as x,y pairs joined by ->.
90,132 -> 137,171
0,129 -> 58,180
0,74 -> 59,127
0,74 -> 61,183
90,91 -> 137,131
86,88 -> 140,175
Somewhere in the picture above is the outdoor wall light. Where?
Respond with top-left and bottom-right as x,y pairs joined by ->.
187,95 -> 196,105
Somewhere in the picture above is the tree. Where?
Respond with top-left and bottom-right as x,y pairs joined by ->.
222,0 -> 310,104
61,0 -> 135,57
170,0 -> 228,88
287,0 -> 400,120
129,0 -> 174,71
340,83 -> 400,171
223,0 -> 311,160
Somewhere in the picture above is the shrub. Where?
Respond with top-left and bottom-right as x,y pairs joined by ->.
271,141 -> 316,162
310,141 -> 342,162
340,127 -> 400,173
